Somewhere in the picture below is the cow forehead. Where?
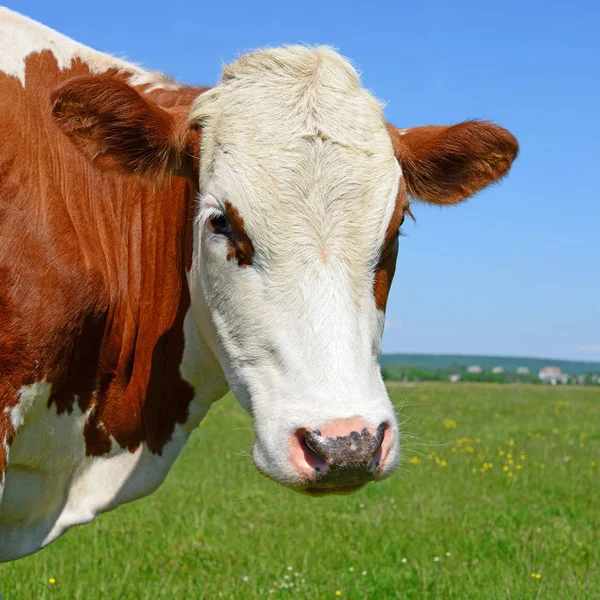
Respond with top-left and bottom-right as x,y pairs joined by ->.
193,46 -> 400,265
195,46 -> 388,151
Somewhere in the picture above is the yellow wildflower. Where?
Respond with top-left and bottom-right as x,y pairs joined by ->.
49,578 -> 56,585
408,456 -> 421,465
503,466 -> 509,472
336,592 -> 342,596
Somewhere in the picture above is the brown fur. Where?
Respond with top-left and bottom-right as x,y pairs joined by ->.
373,179 -> 409,311
386,121 -> 519,205
51,76 -> 205,180
0,50 -> 207,484
224,201 -> 255,267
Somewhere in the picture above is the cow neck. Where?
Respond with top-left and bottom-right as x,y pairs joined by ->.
0,49 -> 211,464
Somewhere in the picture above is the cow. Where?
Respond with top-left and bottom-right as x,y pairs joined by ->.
0,7 -> 518,562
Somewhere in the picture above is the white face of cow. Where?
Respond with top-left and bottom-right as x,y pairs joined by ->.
51,44 -> 518,496
188,48 -> 401,492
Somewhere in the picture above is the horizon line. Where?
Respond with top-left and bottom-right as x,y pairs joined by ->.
381,351 -> 600,365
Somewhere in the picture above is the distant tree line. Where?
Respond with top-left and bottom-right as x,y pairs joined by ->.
380,364 -> 600,385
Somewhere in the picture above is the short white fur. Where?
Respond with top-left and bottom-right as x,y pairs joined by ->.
188,46 -> 402,485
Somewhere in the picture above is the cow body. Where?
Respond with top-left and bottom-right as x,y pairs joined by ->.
0,8 -> 227,560
0,8 -> 518,562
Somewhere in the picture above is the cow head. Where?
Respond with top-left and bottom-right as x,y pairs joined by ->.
51,46 -> 518,495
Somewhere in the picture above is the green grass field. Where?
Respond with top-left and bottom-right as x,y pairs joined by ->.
1,383 -> 598,599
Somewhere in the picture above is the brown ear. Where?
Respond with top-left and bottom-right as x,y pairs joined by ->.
51,75 -> 198,179
386,121 -> 518,204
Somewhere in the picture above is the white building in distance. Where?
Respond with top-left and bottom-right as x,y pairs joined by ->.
538,366 -> 569,385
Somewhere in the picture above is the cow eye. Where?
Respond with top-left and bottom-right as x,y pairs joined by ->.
208,213 -> 232,236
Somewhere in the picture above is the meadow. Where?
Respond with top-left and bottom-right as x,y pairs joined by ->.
0,383 -> 598,599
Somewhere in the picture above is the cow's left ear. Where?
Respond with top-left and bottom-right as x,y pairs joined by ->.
51,75 -> 199,179
386,121 -> 518,205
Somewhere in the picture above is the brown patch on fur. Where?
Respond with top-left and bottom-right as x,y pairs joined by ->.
386,121 -> 519,204
0,49 -> 206,475
0,262 -> 34,483
373,236 -> 399,312
51,76 -> 205,181
373,179 -> 408,311
224,201 -> 255,267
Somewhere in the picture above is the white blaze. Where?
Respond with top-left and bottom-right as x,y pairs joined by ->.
188,46 -> 402,486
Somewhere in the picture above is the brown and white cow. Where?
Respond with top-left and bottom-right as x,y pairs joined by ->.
0,8 -> 518,561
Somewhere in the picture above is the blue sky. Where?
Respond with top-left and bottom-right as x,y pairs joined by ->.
14,0 -> 600,360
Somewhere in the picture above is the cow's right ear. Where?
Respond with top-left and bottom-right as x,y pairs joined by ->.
51,75 -> 199,179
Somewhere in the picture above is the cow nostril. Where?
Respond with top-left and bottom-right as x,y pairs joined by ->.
374,423 -> 386,448
296,429 -> 329,472
369,422 -> 388,465
304,430 -> 329,459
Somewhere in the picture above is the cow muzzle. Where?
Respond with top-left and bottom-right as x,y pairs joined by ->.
288,418 -> 393,495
